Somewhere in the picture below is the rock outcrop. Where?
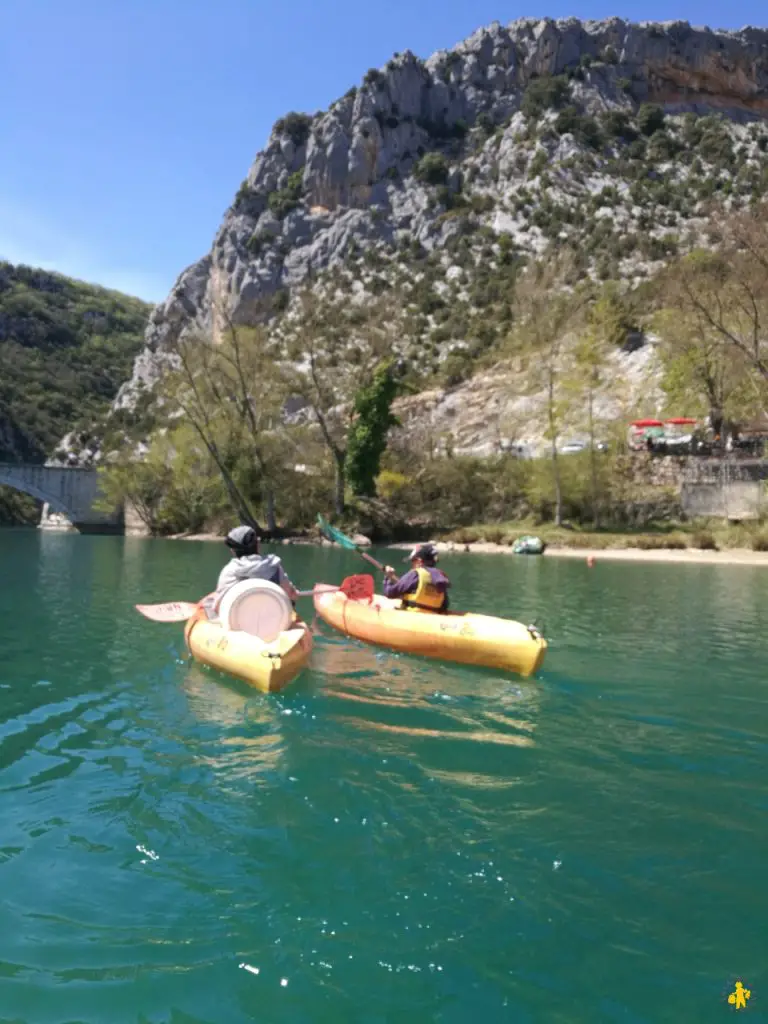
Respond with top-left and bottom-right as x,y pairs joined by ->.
111,17 -> 768,431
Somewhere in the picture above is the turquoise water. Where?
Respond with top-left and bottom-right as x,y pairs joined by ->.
1,529 -> 766,1022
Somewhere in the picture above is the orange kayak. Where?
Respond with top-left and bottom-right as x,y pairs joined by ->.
313,588 -> 547,677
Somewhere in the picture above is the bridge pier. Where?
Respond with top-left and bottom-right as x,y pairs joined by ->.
39,503 -> 76,532
38,499 -> 150,535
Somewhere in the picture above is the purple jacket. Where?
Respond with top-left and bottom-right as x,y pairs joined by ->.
383,567 -> 451,609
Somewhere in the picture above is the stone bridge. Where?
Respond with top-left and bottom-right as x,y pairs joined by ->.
0,463 -> 124,532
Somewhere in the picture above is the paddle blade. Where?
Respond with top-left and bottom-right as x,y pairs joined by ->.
135,601 -> 199,623
339,574 -> 375,602
317,514 -> 360,551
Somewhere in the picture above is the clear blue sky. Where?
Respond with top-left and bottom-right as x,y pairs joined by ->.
3,0 -> 763,303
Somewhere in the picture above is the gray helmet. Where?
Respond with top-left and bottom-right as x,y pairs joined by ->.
225,524 -> 260,554
404,542 -> 438,566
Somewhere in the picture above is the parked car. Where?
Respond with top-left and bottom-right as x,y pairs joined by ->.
558,439 -> 609,454
559,440 -> 586,454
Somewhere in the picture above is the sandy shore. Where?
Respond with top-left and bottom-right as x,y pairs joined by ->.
386,539 -> 768,567
171,531 -> 768,567
547,545 -> 768,566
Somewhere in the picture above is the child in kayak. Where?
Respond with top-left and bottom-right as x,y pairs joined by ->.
216,525 -> 298,600
383,542 -> 451,613
200,524 -> 299,618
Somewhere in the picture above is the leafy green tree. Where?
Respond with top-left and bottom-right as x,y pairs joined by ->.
96,423 -> 226,534
345,360 -> 402,497
280,287 -> 410,515
95,443 -> 172,533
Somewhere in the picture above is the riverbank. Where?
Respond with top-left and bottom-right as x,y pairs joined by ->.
387,539 -> 768,567
171,530 -> 768,567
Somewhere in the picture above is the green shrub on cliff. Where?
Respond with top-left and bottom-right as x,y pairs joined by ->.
414,153 -> 450,186
273,112 -> 313,146
267,170 -> 305,219
521,75 -> 570,118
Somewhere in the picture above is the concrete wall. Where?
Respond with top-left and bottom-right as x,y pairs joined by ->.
681,481 -> 765,520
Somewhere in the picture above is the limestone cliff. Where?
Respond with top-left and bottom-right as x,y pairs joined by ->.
108,16 -> 768,449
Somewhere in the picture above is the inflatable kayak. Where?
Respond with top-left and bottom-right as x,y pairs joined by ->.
313,589 -> 547,677
512,534 -> 546,555
184,579 -> 313,693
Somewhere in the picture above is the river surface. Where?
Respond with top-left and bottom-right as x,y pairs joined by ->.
1,529 -> 766,1022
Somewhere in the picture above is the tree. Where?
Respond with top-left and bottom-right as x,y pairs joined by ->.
95,423 -> 225,534
279,286 -> 410,515
659,209 -> 768,433
566,291 -> 621,526
345,359 -> 403,497
507,249 -> 587,525
671,205 -> 768,395
164,312 -> 287,532
96,446 -> 171,533
653,302 -> 757,438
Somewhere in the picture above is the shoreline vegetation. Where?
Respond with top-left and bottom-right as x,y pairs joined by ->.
168,523 -> 768,568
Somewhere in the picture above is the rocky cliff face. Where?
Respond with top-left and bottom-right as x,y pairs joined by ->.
112,16 -> 768,433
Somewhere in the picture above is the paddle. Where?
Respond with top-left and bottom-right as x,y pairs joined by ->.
135,574 -> 374,623
135,600 -> 200,622
316,514 -> 386,571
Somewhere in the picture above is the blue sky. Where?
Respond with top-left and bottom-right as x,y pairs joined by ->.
3,0 -> 763,303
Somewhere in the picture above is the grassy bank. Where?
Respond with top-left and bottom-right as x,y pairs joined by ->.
439,520 -> 768,553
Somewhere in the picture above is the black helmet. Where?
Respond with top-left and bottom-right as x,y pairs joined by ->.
225,524 -> 260,555
404,542 -> 438,566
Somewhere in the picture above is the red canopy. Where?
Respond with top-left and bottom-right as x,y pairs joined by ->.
664,417 -> 697,425
630,419 -> 664,428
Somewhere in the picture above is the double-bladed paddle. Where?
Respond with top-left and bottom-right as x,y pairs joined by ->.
135,574 -> 374,623
316,515 -> 386,571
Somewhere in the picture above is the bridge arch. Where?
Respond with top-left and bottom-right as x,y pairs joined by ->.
0,463 -> 124,533
0,470 -> 75,519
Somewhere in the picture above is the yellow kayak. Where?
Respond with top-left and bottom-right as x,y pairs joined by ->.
313,589 -> 547,677
184,609 -> 313,693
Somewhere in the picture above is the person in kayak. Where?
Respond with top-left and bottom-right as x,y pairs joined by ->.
217,525 -> 299,600
201,525 -> 299,617
383,542 -> 450,613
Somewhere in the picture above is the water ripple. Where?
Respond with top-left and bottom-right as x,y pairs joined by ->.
0,534 -> 767,1021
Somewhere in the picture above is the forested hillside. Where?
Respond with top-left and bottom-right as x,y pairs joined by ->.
0,262 -> 151,522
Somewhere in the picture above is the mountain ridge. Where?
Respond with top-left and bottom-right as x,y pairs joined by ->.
107,15 -> 768,423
